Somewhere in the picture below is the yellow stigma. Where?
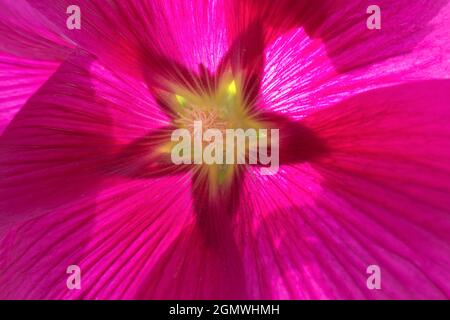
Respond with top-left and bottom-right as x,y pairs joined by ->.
175,94 -> 187,106
227,80 -> 237,96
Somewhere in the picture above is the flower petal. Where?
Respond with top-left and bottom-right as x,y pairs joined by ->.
0,0 -> 73,60
0,51 -> 110,225
0,54 -> 59,135
235,80 -> 450,299
261,1 -> 450,117
0,48 -> 166,225
233,0 -> 449,73
27,0 -> 230,84
0,0 -> 75,134
0,176 -> 194,299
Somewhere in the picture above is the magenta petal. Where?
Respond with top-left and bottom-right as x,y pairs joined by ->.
0,52 -> 111,225
301,81 -> 450,298
0,0 -> 72,60
307,0 -> 450,73
0,49 -> 166,225
0,54 -> 59,135
235,0 -> 449,74
136,223 -> 248,299
0,0 -> 73,133
261,2 -> 450,118
0,177 -> 194,299
27,0 -> 230,81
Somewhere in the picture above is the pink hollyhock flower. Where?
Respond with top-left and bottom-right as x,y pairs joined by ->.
1,0 -> 450,299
